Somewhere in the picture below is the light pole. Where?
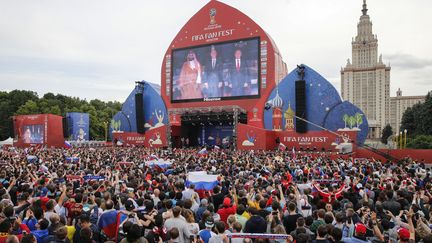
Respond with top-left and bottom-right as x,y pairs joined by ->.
399,131 -> 403,149
404,129 -> 407,149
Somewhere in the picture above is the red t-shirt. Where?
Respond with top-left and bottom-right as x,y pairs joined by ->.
217,205 -> 237,227
64,202 -> 83,218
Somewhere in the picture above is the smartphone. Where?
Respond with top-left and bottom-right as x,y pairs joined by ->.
189,235 -> 195,242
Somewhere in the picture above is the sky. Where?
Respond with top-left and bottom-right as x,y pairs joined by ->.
0,0 -> 431,102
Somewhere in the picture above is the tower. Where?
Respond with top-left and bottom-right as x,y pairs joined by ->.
284,103 -> 295,131
271,88 -> 284,131
341,0 -> 390,139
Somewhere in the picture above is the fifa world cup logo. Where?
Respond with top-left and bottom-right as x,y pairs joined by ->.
209,8 -> 216,25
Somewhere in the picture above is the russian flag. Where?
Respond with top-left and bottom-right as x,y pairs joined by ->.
186,171 -> 219,190
98,210 -> 123,240
64,141 -> 72,149
278,143 -> 286,151
146,159 -> 172,171
26,155 -> 38,163
198,147 -> 208,157
146,154 -> 159,161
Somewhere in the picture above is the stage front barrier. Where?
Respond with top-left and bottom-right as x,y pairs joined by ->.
227,233 -> 290,240
237,123 -> 357,151
112,125 -> 167,147
237,124 -> 275,150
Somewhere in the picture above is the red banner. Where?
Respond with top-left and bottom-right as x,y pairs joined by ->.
237,123 -> 357,151
112,125 -> 167,148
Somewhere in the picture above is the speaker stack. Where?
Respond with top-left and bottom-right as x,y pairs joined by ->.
295,67 -> 307,133
135,92 -> 144,134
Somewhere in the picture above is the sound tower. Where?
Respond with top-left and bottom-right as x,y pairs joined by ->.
295,80 -> 307,133
135,93 -> 145,134
62,117 -> 68,138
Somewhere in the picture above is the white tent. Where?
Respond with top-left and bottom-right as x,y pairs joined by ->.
0,137 -> 13,146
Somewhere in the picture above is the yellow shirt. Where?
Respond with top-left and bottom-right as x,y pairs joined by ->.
241,211 -> 251,220
66,225 -> 76,243
248,200 -> 259,210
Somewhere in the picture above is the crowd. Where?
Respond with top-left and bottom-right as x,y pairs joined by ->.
0,146 -> 431,243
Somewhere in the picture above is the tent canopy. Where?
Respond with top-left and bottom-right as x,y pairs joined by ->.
0,137 -> 13,145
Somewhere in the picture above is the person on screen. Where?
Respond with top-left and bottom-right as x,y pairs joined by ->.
177,50 -> 203,99
23,127 -> 31,143
203,46 -> 223,98
226,49 -> 250,97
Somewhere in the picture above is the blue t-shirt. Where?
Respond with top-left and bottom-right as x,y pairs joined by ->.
199,229 -> 215,243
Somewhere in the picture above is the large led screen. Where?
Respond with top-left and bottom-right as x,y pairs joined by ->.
22,124 -> 44,144
171,38 -> 260,102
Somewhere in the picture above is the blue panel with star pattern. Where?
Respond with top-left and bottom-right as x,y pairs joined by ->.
109,81 -> 168,138
264,65 -> 369,144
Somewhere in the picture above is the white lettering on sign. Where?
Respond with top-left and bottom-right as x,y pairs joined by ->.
191,29 -> 235,42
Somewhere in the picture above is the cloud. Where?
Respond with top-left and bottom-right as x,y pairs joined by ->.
385,53 -> 432,69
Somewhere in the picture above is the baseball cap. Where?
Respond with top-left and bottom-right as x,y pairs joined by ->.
205,217 -> 215,228
355,223 -> 367,235
398,228 -> 410,241
125,200 -> 135,211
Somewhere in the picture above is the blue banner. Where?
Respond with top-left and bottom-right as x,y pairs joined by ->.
66,113 -> 90,141
83,175 -> 105,181
201,125 -> 233,146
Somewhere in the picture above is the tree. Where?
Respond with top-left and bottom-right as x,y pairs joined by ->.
348,116 -> 356,129
15,100 -> 40,115
400,91 -> 432,137
342,114 -> 349,128
381,124 -> 393,144
0,90 -> 122,141
355,113 -> 363,128
0,90 -> 39,140
407,135 -> 432,149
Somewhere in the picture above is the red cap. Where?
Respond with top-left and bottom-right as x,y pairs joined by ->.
398,228 -> 410,240
223,197 -> 231,207
355,223 -> 367,235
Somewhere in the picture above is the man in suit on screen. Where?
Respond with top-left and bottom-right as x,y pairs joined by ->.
203,46 -> 223,98
226,49 -> 250,97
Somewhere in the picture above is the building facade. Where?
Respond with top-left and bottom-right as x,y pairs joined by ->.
389,88 -> 425,135
341,0 -> 391,139
342,1 -> 426,139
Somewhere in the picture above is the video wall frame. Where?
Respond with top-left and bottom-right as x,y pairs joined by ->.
170,37 -> 261,103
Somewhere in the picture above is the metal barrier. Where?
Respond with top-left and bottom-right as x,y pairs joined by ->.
227,233 -> 290,240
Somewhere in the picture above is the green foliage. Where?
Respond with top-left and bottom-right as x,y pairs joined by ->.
401,91 -> 432,137
355,113 -> 363,127
343,114 -> 349,128
342,113 -> 363,129
0,90 -> 121,141
0,90 -> 39,139
381,124 -> 393,144
348,116 -> 356,129
406,135 -> 432,149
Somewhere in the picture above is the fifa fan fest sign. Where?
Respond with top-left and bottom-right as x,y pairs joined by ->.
191,29 -> 235,42
112,126 -> 167,147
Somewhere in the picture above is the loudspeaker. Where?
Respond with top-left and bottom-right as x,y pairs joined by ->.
295,80 -> 307,133
135,93 -> 145,134
63,117 -> 68,138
